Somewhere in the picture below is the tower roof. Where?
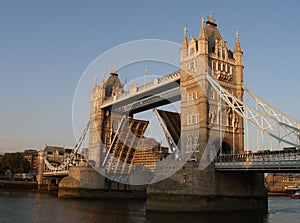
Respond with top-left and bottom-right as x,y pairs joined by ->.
204,12 -> 223,53
105,69 -> 122,98
206,11 -> 217,27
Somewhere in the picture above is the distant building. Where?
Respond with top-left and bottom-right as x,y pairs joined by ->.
1,150 -> 39,173
265,173 -> 300,194
23,149 -> 39,171
43,145 -> 72,169
133,137 -> 168,172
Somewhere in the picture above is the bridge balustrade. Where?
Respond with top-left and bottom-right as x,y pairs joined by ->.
215,149 -> 300,172
101,71 -> 181,107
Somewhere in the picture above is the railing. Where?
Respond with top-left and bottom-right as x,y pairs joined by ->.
215,149 -> 300,172
116,87 -> 180,113
101,70 -> 181,108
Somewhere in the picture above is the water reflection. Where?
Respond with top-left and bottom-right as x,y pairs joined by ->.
146,211 -> 267,223
1,192 -> 300,223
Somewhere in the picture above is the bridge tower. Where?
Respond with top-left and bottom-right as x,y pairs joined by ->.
88,70 -> 123,169
147,13 -> 267,213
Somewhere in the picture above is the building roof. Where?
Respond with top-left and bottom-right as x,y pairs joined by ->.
205,20 -> 222,54
44,145 -> 65,152
204,12 -> 234,59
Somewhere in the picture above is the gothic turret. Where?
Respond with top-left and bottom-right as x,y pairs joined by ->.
181,27 -> 188,49
180,27 -> 188,62
198,17 -> 208,56
233,31 -> 243,65
233,31 -> 244,101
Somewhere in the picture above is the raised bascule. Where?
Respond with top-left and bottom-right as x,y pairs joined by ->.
39,12 -> 300,213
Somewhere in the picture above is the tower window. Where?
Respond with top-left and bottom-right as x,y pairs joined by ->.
191,115 -> 196,124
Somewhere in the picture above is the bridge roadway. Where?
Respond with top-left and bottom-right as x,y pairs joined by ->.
215,148 -> 300,172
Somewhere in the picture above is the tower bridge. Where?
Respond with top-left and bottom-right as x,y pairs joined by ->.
40,12 -> 300,213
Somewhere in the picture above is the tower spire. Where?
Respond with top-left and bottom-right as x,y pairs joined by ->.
100,73 -> 105,87
206,10 -> 217,26
181,26 -> 188,49
234,31 -> 242,52
198,17 -> 207,40
233,31 -> 243,67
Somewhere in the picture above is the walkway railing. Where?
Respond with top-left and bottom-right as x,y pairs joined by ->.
215,149 -> 300,172
101,70 -> 181,108
115,87 -> 180,113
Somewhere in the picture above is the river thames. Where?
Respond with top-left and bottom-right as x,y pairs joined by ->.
0,191 -> 299,223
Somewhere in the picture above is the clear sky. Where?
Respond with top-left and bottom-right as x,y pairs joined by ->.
1,0 -> 300,152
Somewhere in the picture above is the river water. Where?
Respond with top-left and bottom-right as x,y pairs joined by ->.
0,191 -> 299,223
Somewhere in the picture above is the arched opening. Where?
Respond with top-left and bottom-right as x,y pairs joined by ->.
51,179 -> 57,185
218,141 -> 232,155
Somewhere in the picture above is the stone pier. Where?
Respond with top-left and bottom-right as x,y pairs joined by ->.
58,166 -> 146,199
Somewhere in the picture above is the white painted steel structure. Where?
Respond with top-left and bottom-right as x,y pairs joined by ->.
42,121 -> 90,177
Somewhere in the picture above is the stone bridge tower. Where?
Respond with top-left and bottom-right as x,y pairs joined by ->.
180,13 -> 244,157
88,70 -> 123,169
147,13 -> 267,213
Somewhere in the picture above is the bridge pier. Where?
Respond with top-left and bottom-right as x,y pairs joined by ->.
58,166 -> 146,199
146,163 -> 267,213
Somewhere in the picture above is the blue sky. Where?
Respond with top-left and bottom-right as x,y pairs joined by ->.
1,1 -> 300,152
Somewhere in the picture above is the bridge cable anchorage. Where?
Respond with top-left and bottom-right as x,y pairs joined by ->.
43,121 -> 90,172
206,73 -> 300,148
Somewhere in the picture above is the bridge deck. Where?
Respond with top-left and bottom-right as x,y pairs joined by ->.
215,149 -> 300,172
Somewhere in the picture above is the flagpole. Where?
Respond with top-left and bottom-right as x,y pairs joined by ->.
144,66 -> 148,84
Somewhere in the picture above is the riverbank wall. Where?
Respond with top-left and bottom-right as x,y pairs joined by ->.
0,180 -> 37,191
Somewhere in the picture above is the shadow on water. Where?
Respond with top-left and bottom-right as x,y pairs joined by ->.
145,211 -> 268,223
3,192 -> 300,223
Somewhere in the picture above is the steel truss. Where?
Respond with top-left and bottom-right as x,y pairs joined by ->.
206,74 -> 300,148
